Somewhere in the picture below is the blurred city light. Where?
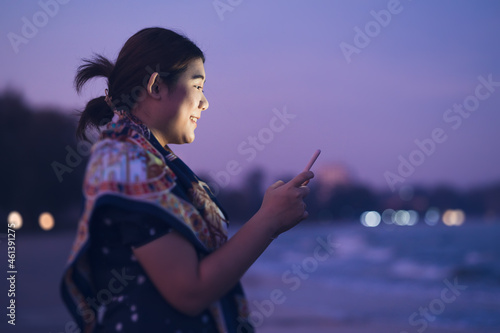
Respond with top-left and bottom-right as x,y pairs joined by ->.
442,209 -> 465,226
424,207 -> 440,226
361,211 -> 381,227
382,209 -> 395,224
39,212 -> 55,231
407,210 -> 419,226
393,210 -> 411,226
7,211 -> 23,230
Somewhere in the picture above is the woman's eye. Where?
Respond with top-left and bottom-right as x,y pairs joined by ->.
195,85 -> 204,92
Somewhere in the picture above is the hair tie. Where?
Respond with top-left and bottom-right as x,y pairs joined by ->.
104,89 -> 114,109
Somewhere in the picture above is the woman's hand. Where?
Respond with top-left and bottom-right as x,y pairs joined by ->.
257,171 -> 314,237
133,171 -> 314,316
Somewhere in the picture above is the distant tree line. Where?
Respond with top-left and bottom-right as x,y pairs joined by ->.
0,90 -> 85,231
209,171 -> 500,224
1,91 -> 499,232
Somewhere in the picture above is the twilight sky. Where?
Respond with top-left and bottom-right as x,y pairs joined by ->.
1,0 -> 499,192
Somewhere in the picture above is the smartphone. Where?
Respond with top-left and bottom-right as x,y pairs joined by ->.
301,149 -> 321,186
303,149 -> 321,172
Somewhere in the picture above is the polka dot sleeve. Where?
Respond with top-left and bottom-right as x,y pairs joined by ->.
96,206 -> 172,248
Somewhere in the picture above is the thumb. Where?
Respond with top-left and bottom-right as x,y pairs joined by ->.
269,180 -> 285,190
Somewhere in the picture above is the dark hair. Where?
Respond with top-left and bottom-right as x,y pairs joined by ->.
75,27 -> 205,141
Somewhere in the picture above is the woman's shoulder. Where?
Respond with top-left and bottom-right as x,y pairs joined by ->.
85,137 -> 171,187
91,137 -> 148,160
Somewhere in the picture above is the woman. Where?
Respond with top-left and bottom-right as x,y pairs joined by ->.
61,27 -> 313,333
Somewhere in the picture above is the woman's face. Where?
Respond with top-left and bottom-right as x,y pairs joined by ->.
153,58 -> 208,145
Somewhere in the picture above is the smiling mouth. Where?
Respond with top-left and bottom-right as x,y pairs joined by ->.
189,116 -> 198,123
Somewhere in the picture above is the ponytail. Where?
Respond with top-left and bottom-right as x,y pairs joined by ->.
74,54 -> 115,141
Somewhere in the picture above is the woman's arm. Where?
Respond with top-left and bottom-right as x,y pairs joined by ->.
132,171 -> 314,316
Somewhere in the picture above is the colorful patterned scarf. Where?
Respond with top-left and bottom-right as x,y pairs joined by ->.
60,111 -> 252,332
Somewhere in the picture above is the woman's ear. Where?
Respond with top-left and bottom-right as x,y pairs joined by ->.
147,72 -> 162,100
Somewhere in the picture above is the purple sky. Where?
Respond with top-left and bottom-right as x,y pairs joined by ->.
1,0 -> 500,191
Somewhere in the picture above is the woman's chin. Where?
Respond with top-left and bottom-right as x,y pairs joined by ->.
183,134 -> 195,144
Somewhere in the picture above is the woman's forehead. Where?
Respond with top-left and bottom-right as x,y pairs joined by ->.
185,58 -> 206,80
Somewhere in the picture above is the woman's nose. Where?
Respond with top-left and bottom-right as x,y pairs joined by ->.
200,93 -> 209,111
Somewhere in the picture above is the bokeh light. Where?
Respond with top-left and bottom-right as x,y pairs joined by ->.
407,210 -> 419,226
382,209 -> 395,224
39,212 -> 55,231
361,211 -> 381,227
425,207 -> 440,226
7,211 -> 23,230
442,209 -> 465,226
393,210 -> 410,226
